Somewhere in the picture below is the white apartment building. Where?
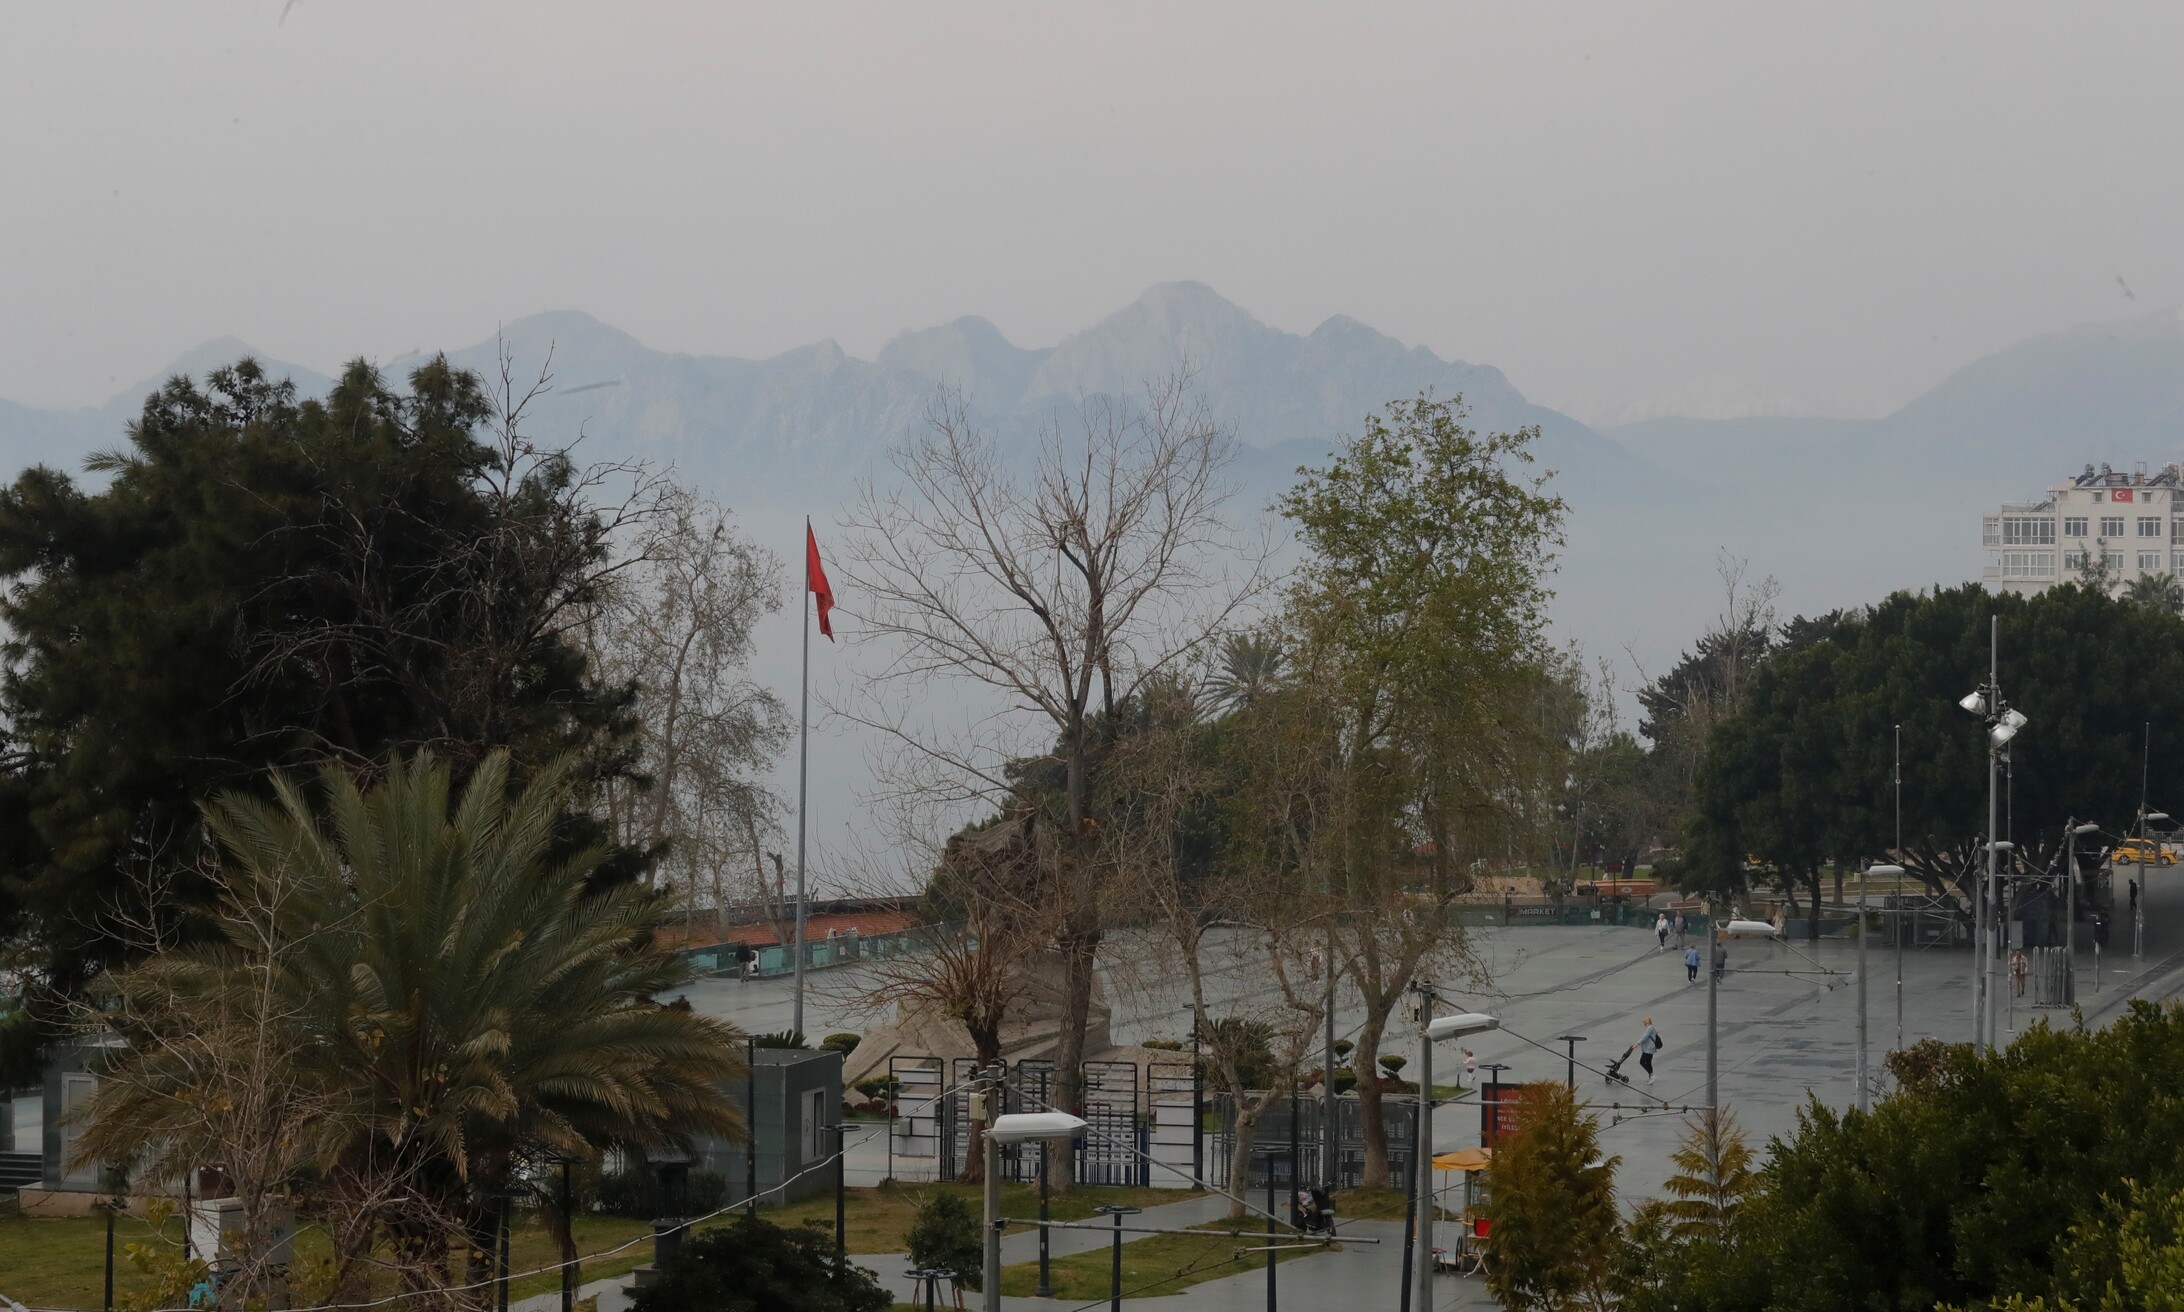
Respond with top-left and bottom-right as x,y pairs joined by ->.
1982,463 -> 2184,594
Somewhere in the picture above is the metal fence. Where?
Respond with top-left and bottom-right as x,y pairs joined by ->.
877,1055 -> 1431,1195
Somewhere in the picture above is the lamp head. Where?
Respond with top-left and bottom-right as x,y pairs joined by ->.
1865,863 -> 1904,876
2074,822 -> 2104,835
1426,1012 -> 1501,1042
1959,691 -> 1989,715
1990,723 -> 2020,747
987,1111 -> 1089,1145
2001,708 -> 2029,731
2148,811 -> 2172,826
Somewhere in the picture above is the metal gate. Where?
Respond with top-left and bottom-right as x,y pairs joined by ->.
1208,1091 -> 1412,1192
2027,945 -> 2074,1007
1078,1061 -> 1143,1185
1146,1060 -> 1199,1189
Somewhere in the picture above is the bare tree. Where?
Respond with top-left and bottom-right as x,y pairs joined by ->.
1105,678 -> 1325,1216
837,816 -> 1056,1183
837,375 -> 1267,1185
580,486 -> 791,914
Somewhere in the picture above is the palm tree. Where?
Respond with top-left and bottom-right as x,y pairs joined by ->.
2126,571 -> 2184,616
1202,634 -> 1287,711
80,751 -> 747,1299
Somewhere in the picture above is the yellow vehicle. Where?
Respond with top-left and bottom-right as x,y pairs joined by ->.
2113,839 -> 2175,867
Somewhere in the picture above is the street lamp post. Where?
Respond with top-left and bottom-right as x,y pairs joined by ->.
1553,1034 -> 1586,1090
984,1109 -> 1089,1312
1402,987 -> 1498,1312
1860,866 -> 1904,1113
1092,1205 -> 1142,1312
1959,618 -> 2027,1059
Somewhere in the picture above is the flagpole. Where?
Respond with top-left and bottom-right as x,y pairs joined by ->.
793,516 -> 812,1040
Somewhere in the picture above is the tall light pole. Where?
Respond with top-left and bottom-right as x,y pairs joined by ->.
1405,988 -> 1498,1312
2134,798 -> 2169,964
2066,821 -> 2101,1003
1894,725 -> 1904,1054
985,1110 -> 1087,1312
1860,865 -> 1903,1113
1960,616 -> 2026,1058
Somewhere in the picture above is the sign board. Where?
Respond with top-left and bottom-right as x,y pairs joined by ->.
1479,1082 -> 1524,1147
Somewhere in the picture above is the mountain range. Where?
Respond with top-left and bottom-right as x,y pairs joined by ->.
5,286 -> 2184,680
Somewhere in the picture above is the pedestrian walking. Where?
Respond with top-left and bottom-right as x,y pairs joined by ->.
1461,1046 -> 1477,1085
1636,1016 -> 1664,1084
1673,911 -> 1686,948
1684,944 -> 1701,983
1655,912 -> 1670,950
2011,947 -> 2029,998
1712,940 -> 1728,982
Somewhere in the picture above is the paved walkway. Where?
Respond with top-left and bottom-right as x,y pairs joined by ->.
675,865 -> 2184,1306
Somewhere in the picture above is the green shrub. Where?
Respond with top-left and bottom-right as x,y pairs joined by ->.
821,1032 -> 861,1056
632,1214 -> 890,1312
1378,1054 -> 1408,1075
905,1192 -> 983,1291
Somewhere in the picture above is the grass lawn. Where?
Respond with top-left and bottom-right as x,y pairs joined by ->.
995,1219 -> 1331,1300
0,1184 -> 1200,1309
0,1205 -> 652,1311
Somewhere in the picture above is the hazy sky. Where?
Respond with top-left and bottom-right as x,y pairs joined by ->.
4,2 -> 2180,425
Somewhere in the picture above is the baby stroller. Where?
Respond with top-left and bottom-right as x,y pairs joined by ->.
1604,1044 -> 1637,1086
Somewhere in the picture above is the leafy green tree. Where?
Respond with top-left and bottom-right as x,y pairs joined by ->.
0,358 -> 647,1081
1642,1004 -> 2184,1312
76,751 -> 746,1297
1483,1081 -> 1622,1312
632,1216 -> 892,1312
1687,584 -> 2184,927
1983,1183 -> 2184,1311
1279,393 -> 1565,1185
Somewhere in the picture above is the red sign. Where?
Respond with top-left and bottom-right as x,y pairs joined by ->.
1480,1083 -> 1524,1147
2116,489 -> 2136,502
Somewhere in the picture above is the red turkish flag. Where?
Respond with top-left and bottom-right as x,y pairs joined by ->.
806,523 -> 835,640
2116,488 -> 2136,502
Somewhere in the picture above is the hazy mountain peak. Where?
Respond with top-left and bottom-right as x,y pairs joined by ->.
1027,281 -> 1274,403
875,315 -> 1049,404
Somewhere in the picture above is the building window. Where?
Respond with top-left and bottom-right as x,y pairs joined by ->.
2001,552 -> 2056,579
2095,490 -> 2108,502
1983,516 -> 2000,547
2106,551 -> 2127,571
2066,550 -> 2089,571
2172,551 -> 2184,572
2142,552 -> 2163,572
2172,518 -> 2184,544
2141,517 -> 2162,537
2103,516 -> 2127,537
2004,517 -> 2057,545
2067,516 -> 2089,537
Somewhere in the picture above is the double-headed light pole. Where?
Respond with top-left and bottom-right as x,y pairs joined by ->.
1960,615 -> 2026,1057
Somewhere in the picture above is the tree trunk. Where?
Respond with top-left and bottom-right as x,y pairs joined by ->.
1224,1097 -> 1263,1220
1353,1012 -> 1390,1188
1807,870 -> 1823,941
